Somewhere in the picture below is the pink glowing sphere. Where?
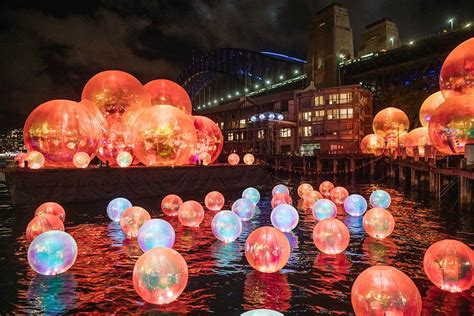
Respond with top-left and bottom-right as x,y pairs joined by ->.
271,193 -> 293,209
116,151 -> 133,167
312,199 -> 337,221
351,265 -> 422,315
404,127 -> 431,157
245,226 -> 291,273
232,198 -> 256,221
319,181 -> 334,198
144,79 -> 192,115
119,206 -> 151,238
302,190 -> 323,209
439,38 -> 474,99
329,186 -> 349,206
35,202 -> 66,222
228,153 -> 240,165
133,247 -> 188,305
297,183 -> 313,198
73,152 -> 90,168
272,184 -> 290,196
363,207 -> 395,239
373,107 -> 410,141
26,151 -> 45,169
313,218 -> 350,255
178,201 -> 204,227
419,91 -> 445,127
243,153 -> 255,165
423,239 -> 473,292
15,153 -> 27,168
26,214 -> 65,243
190,116 -> 223,164
205,191 -> 225,211
161,194 -> 183,216
360,134 -> 385,156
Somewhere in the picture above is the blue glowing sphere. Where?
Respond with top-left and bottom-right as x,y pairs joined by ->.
231,198 -> 256,221
272,184 -> 289,196
107,197 -> 132,222
250,116 -> 257,122
271,204 -> 299,232
137,219 -> 175,252
312,199 -> 337,221
269,113 -> 275,120
369,190 -> 391,209
242,187 -> 260,205
344,194 -> 368,216
242,309 -> 283,316
28,231 -> 77,275
211,210 -> 243,242
277,114 -> 284,120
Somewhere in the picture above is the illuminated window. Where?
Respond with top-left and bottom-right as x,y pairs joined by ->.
315,110 -> 325,121
227,133 -> 234,141
280,128 -> 291,138
327,109 -> 339,120
329,94 -> 338,105
314,95 -> 324,106
257,130 -> 265,139
240,132 -> 245,140
302,126 -> 312,137
239,119 -> 246,128
301,111 -> 312,122
340,108 -> 353,119
339,93 -> 352,103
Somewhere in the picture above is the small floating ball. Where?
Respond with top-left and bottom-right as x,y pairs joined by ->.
211,210 -> 242,243
370,190 -> 391,209
242,187 -> 260,205
35,202 -> 66,222
245,226 -> 291,273
271,204 -> 299,232
133,247 -> 188,305
116,151 -> 133,168
272,184 -> 289,196
319,181 -> 334,198
312,199 -> 337,221
363,207 -> 395,239
205,191 -> 225,211
330,186 -> 349,205
107,197 -> 133,222
344,194 -> 368,216
137,219 -> 175,252
313,218 -> 350,255
27,231 -> 78,275
27,151 -> 45,169
72,152 -> 90,168
303,190 -> 323,209
26,214 -> 65,243
228,153 -> 240,165
243,153 -> 255,165
232,198 -> 256,221
241,309 -> 283,316
423,239 -> 474,292
178,200 -> 204,227
297,183 -> 313,198
271,193 -> 293,209
161,194 -> 183,216
120,206 -> 151,238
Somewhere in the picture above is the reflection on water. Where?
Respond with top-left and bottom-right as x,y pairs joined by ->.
243,271 -> 291,313
362,237 -> 398,265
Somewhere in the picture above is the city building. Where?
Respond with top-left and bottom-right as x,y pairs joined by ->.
358,18 -> 401,56
0,129 -> 25,153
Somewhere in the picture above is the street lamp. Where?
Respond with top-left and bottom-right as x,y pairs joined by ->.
389,37 -> 394,47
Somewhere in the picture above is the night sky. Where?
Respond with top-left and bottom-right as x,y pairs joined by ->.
1,0 -> 473,132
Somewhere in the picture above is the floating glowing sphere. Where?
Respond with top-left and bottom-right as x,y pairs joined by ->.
271,204 -> 299,232
72,152 -> 90,168
369,190 -> 391,209
420,91 -> 445,127
241,309 -> 283,316
107,197 -> 133,222
360,134 -> 385,156
242,187 -> 260,205
318,181 -> 334,198
27,231 -> 78,275
302,190 -> 323,209
373,107 -> 410,140
116,151 -> 133,167
161,194 -> 183,216
329,186 -> 349,205
15,152 -> 27,168
351,265 -> 422,315
137,219 -> 175,252
343,194 -> 367,216
119,206 -> 151,238
423,239 -> 474,292
245,226 -> 291,273
439,38 -> 474,99
228,153 -> 240,165
131,105 -> 197,166
272,184 -> 289,196
178,200 -> 204,227
191,116 -> 224,164
144,79 -> 192,114
404,127 -> 432,157
297,183 -> 313,198
26,151 -> 45,169
313,218 -> 350,255
271,193 -> 293,209
232,198 -> 256,221
428,95 -> 474,155
363,207 -> 395,239
205,191 -> 225,211
243,153 -> 255,165
26,214 -> 65,243
23,100 -> 101,167
133,247 -> 188,305
35,202 -> 66,222
211,210 -> 243,243
312,199 -> 337,221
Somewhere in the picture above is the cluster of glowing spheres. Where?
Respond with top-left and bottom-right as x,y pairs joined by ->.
245,226 -> 291,273
360,134 -> 385,156
27,231 -> 78,275
419,91 -> 445,127
72,152 -> 90,168
404,127 -> 432,157
137,219 -> 175,252
232,198 -> 256,221
243,153 -> 255,165
242,187 -> 260,205
26,151 -> 45,169
190,116 -> 223,164
343,194 -> 367,216
302,190 -> 323,209
205,191 -> 225,211
312,199 -> 337,221
23,100 -> 101,167
423,239 -> 473,292
272,184 -> 289,196
351,265 -> 422,315
107,197 -> 133,222
363,208 -> 395,239
26,214 -> 65,242
119,207 -> 151,238
297,183 -> 313,198
369,190 -> 391,209
313,218 -> 350,255
439,38 -> 474,99
228,153 -> 240,165
211,210 -> 243,243
329,186 -> 349,205
428,95 -> 474,155
318,181 -> 334,198
161,194 -> 183,216
271,204 -> 299,232
133,247 -> 188,305
144,79 -> 192,114
178,201 -> 204,227
373,107 -> 410,140
116,151 -> 133,167
35,202 -> 66,222
271,193 -> 293,209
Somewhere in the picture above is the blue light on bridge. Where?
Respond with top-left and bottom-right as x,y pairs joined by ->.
260,51 -> 307,64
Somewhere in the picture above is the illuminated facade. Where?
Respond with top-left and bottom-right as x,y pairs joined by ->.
359,18 -> 401,56
0,129 -> 25,153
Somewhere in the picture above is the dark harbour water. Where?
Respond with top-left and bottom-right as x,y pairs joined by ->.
0,172 -> 472,315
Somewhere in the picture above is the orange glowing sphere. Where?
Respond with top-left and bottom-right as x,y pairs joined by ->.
73,152 -> 90,168
26,151 -> 45,169
419,91 -> 445,127
119,206 -> 151,238
144,79 -> 192,115
35,202 -> 66,222
245,226 -> 291,273
351,265 -> 422,315
23,100 -> 101,167
440,38 -> 474,100
302,190 -> 323,209
329,186 -> 349,206
428,95 -> 474,155
190,116 -> 223,164
26,214 -> 65,243
243,153 -> 255,165
96,117 -> 135,166
161,194 -> 183,216
423,239 -> 473,293
363,207 -> 395,239
313,218 -> 350,255
373,107 -> 410,140
386,132 -> 408,150
297,183 -> 313,198
360,134 -> 385,156
319,181 -> 334,198
15,153 -> 27,168
271,193 -> 293,209
131,105 -> 197,166
205,191 -> 225,211
404,127 -> 431,157
116,151 -> 133,167
228,153 -> 240,165
178,201 -> 204,227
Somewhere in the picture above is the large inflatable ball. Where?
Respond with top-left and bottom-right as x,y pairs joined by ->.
211,210 -> 242,243
137,219 -> 175,252
363,208 -> 395,239
313,218 -> 350,255
373,107 -> 409,141
144,79 -> 192,114
119,206 -> 151,238
271,204 -> 299,232
178,201 -> 205,227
